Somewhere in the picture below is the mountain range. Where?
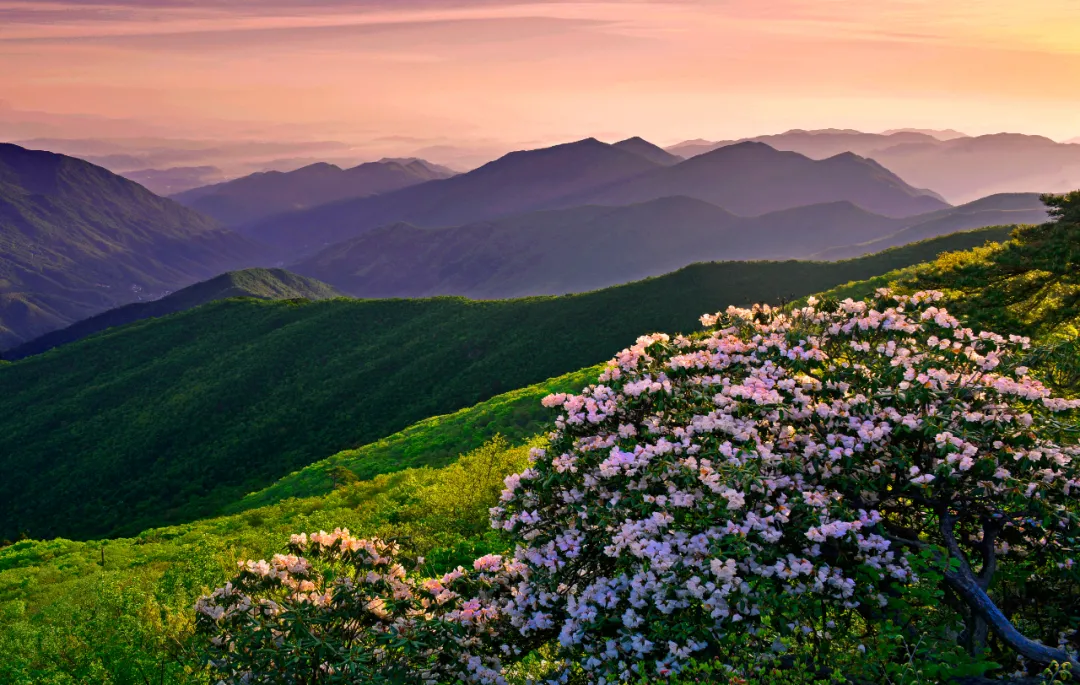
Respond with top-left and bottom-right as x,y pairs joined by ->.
243,138 -> 948,256
667,130 -> 1080,203
868,134 -> 1080,203
290,194 -> 1042,298
172,158 -> 457,226
0,143 -> 263,349
1,133 -> 1066,350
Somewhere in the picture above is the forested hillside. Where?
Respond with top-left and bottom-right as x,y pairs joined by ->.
0,228 -> 1011,541
3,268 -> 342,359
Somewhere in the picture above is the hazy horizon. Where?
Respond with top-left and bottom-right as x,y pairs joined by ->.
2,0 -> 1079,158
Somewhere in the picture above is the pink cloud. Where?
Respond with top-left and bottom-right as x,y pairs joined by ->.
1,0 -> 1078,146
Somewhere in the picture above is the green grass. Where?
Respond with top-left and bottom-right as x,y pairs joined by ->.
0,438 -> 530,685
814,222 -> 1080,337
229,365 -> 600,510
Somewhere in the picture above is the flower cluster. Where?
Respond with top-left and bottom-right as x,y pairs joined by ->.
196,529 -> 526,684
492,290 -> 1080,682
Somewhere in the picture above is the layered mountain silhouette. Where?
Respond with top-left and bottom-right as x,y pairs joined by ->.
669,130 -> 1080,204
0,143 -> 264,348
3,268 -> 342,360
809,193 -> 1048,260
290,193 -> 1045,299
244,138 -> 947,255
611,137 -> 683,166
869,133 -> 1080,202
173,158 -> 456,225
568,142 -> 948,217
122,165 -> 225,195
668,129 -> 945,160
243,138 -> 663,253
881,128 -> 969,140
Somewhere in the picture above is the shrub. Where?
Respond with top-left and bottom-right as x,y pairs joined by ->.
492,289 -> 1080,681
199,290 -> 1080,683
194,531 -> 526,684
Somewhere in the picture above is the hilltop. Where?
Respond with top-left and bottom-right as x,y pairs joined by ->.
3,268 -> 342,360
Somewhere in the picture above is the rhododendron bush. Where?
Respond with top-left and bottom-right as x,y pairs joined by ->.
199,290 -> 1080,683
195,531 -> 526,684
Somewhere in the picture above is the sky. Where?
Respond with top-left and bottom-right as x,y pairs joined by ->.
2,0 -> 1080,153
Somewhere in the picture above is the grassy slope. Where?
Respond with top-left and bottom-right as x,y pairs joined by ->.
0,226 -> 1012,542
815,221 -> 1080,339
229,227 -> 1019,509
229,366 -> 600,511
2,215 -> 1077,685
0,439 -> 531,685
3,268 -> 344,360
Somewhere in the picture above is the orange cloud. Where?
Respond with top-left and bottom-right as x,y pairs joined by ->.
1,0 -> 1078,147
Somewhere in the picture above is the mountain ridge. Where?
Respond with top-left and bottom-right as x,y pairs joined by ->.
666,130 -> 1080,203
172,157 -> 456,225
289,193 -> 1041,299
242,137 -> 665,253
0,142 -> 265,348
2,268 -> 343,360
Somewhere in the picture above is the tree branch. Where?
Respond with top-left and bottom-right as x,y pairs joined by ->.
940,513 -> 1080,669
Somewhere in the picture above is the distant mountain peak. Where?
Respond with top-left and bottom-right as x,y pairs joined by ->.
173,156 -> 455,225
882,128 -> 969,140
689,140 -> 787,162
469,136 -> 659,177
823,150 -> 865,161
612,137 -> 683,166
968,132 -> 1059,146
779,128 -> 865,136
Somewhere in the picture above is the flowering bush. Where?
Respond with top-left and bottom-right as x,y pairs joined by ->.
195,529 -> 526,684
199,289 -> 1080,683
492,289 -> 1080,681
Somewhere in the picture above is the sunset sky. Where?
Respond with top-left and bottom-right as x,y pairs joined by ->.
2,0 -> 1079,151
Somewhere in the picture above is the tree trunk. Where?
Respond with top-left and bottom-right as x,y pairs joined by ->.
940,514 -> 1079,670
944,564 -> 1080,670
